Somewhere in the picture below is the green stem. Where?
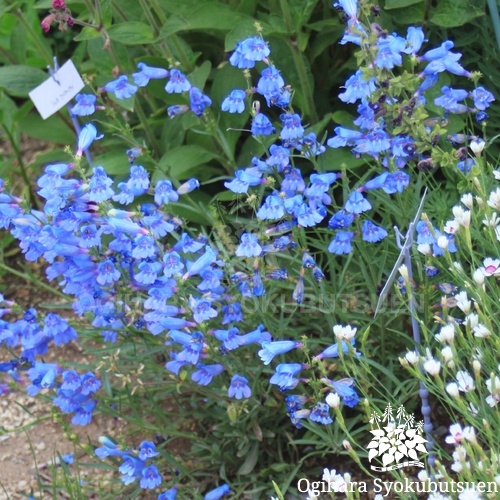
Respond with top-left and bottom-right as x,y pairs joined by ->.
487,0 -> 500,53
1,126 -> 34,204
0,263 -> 69,301
138,0 -> 160,36
279,0 -> 318,122
15,9 -> 53,65
134,98 -> 162,156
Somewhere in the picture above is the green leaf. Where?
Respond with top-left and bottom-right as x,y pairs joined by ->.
237,443 -> 259,475
19,113 -> 75,144
0,65 -> 47,97
430,0 -> 484,27
92,152 -> 130,176
184,3 -> 250,31
188,60 -> 212,90
385,0 -> 423,9
159,145 -> 217,179
107,22 -> 155,45
73,26 -> 101,41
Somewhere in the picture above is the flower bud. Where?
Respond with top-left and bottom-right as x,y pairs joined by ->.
446,382 -> 460,399
326,392 -> 340,409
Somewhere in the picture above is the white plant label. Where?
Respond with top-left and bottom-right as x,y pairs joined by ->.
29,60 -> 84,119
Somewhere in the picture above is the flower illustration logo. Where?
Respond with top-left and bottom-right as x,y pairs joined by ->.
367,404 -> 428,471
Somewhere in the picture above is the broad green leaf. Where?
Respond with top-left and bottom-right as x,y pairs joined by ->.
19,112 -> 75,144
73,26 -> 101,41
188,60 -> 212,90
92,152 -> 131,175
430,0 -> 484,27
159,145 -> 217,179
159,15 -> 189,38
0,65 -> 47,97
0,91 -> 18,132
107,22 -> 155,45
385,0 -> 423,9
237,443 -> 259,475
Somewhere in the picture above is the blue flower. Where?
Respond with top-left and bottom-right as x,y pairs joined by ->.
136,261 -> 163,285
221,89 -> 246,113
167,105 -> 190,118
361,221 -> 388,243
62,453 -> 74,464
472,87 -> 495,111
97,260 -> 120,285
238,324 -> 271,346
329,378 -> 361,407
416,220 -> 435,244
70,94 -> 97,117
374,35 -> 406,69
229,36 -> 270,68
88,166 -> 114,202
252,266 -> 266,296
328,210 -> 355,229
224,168 -> 263,193
140,465 -> 162,489
138,441 -> 160,461
257,66 -> 284,96
182,247 -> 217,280
280,113 -> 304,140
257,194 -> 285,220
155,180 -> 179,205
434,86 -> 469,112
251,113 -> 275,136
309,402 -> 333,424
314,339 -> 359,360
476,111 -> 488,123
403,26 -> 425,55
420,40 -> 471,78
258,340 -> 302,365
101,75 -> 138,99
327,126 -> 364,148
191,363 -> 224,386
221,303 -> 243,324
76,123 -> 103,157
158,486 -> 179,500
165,69 -> 191,93
177,178 -> 200,195
339,70 -> 376,103
327,231 -> 355,254
228,375 -> 251,399
189,296 -> 217,323
189,87 -> 212,117
345,191 -> 371,214
132,235 -> 156,259
334,0 -> 358,19
270,363 -> 304,391
213,327 -> 242,351
235,233 -> 262,257
132,63 -> 169,87
163,252 -> 184,278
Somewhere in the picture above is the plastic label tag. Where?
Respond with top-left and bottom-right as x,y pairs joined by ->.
29,60 -> 84,120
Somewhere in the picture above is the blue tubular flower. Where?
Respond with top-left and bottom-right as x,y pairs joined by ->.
252,266 -> 265,296
338,70 -> 376,103
138,441 -> 159,461
132,62 -> 169,87
101,75 -> 138,99
229,36 -> 270,68
251,113 -> 275,136
292,275 -> 304,304
257,194 -> 285,220
132,235 -> 156,259
472,87 -> 495,110
314,339 -> 359,360
221,303 -> 243,324
88,166 -> 114,202
127,165 -> 150,195
155,180 -> 179,205
119,456 -> 144,485
328,210 -> 355,229
257,66 -> 284,95
224,168 -> 263,193
334,0 -> 358,19
313,266 -> 325,282
135,261 -> 162,285
434,86 -> 469,112
345,191 -> 371,214
97,260 -> 120,285
361,221 -> 388,243
235,233 -> 262,257
330,379 -> 360,407
177,178 -> 200,195
420,41 -> 471,78
327,126 -> 363,148
213,327 -> 242,351
270,363 -> 304,391
296,204 -> 326,227
79,224 -> 101,249
228,374 -> 251,399
76,123 -> 103,157
158,486 -> 178,500
309,402 -> 333,424
476,111 -> 488,123
190,296 -> 217,323
280,113 -> 304,140
238,324 -> 271,346
267,144 -> 290,171
282,169 -> 305,193
416,220 -> 436,244
328,231 -> 355,254
221,89 -> 246,113
70,94 -> 97,117
167,105 -> 190,118
403,26 -> 425,55
385,172 -> 410,193
354,128 -> 391,156
182,247 -> 217,280
191,363 -> 224,386
27,362 -> 59,395
189,87 -> 212,116
165,69 -> 191,93
258,340 -> 302,365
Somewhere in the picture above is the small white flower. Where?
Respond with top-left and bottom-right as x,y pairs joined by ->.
398,264 -> 409,280
473,268 -> 485,286
454,291 -> 471,314
417,243 -> 432,255
428,494 -> 452,500
469,402 -> 479,416
424,358 -> 441,376
470,138 -> 485,155
480,257 -> 500,277
486,376 -> 500,407
461,193 -> 473,209
435,324 -> 455,344
456,371 -> 475,392
325,392 -> 340,409
446,382 -> 460,399
417,470 -> 429,481
306,489 -> 320,500
444,220 -> 459,234
494,169 -> 500,181
441,346 -> 454,362
437,235 -> 449,250
473,324 -> 491,338
459,488 -> 483,500
332,324 -> 356,341
405,350 -> 419,365
463,426 -> 477,445
488,188 -> 500,210
452,206 -> 471,228
445,423 -> 464,444
465,313 -> 479,329
453,445 -> 468,461
482,212 -> 499,227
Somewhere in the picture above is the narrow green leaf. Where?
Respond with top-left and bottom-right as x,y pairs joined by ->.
237,443 -> 259,475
